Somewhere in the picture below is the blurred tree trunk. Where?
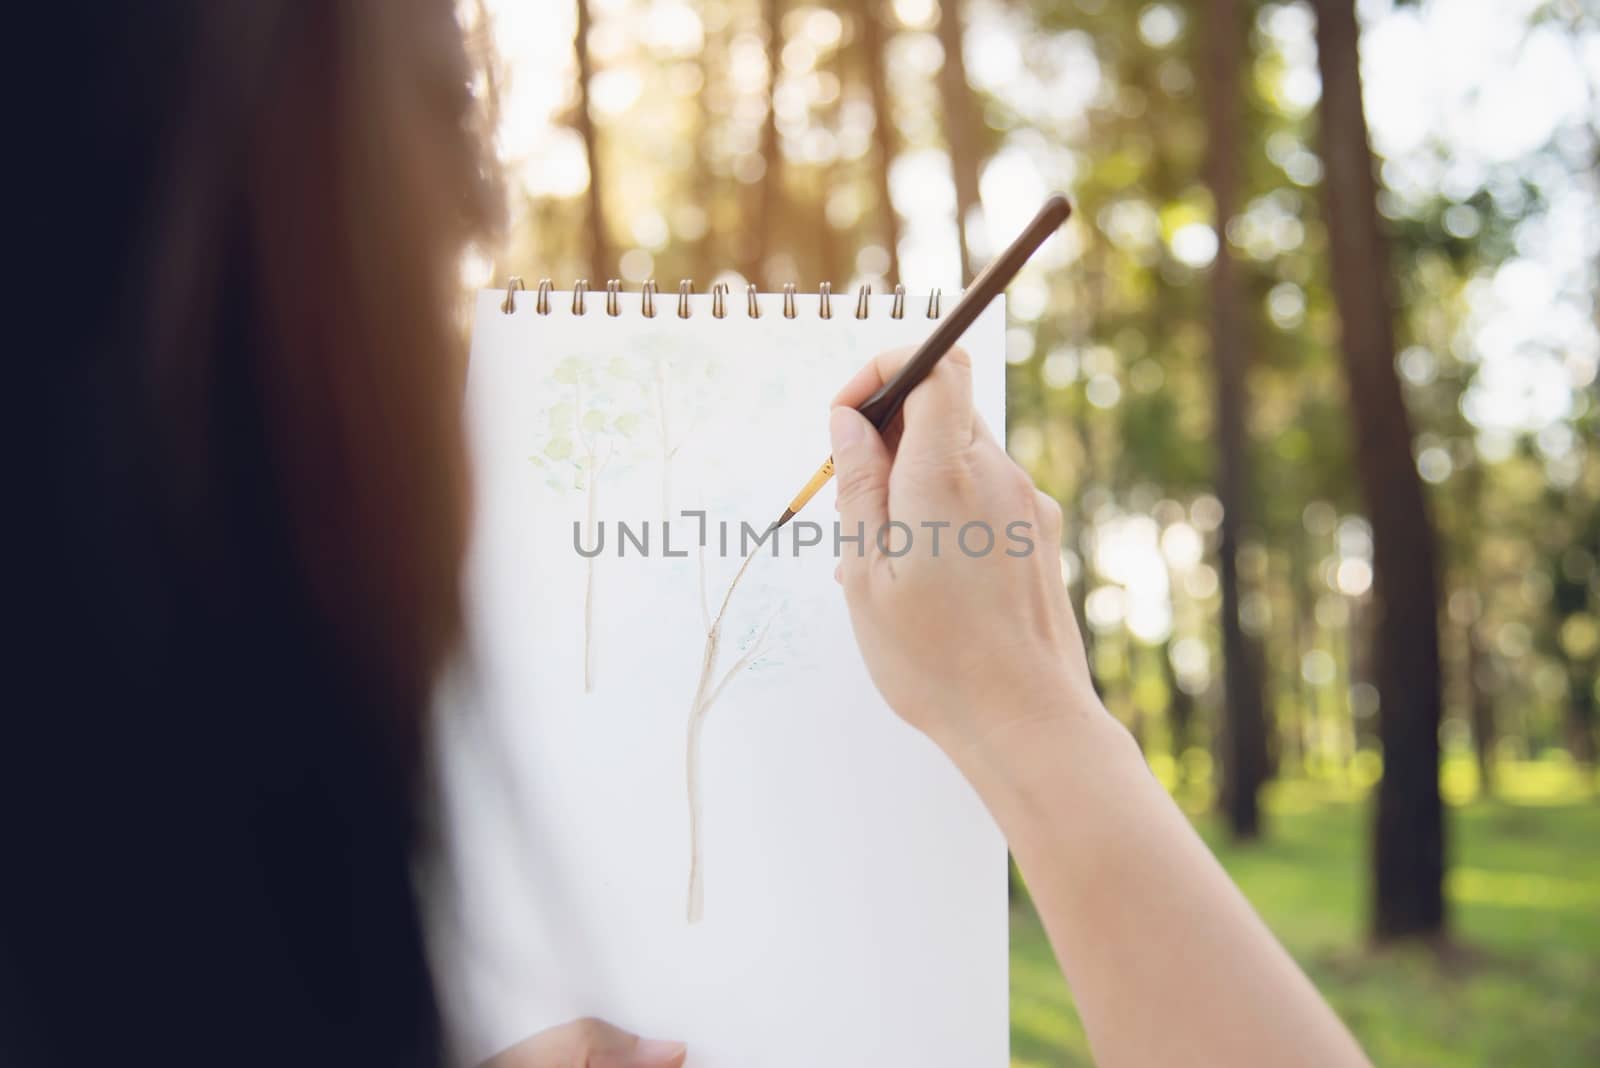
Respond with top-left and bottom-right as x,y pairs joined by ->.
816,186 -> 842,282
936,0 -> 983,284
1464,620 -> 1496,794
1161,631 -> 1196,773
469,0 -> 505,283
1341,595 -> 1368,776
1457,463 -> 1496,794
690,29 -> 721,278
1293,531 -> 1326,772
858,0 -> 902,284
816,42 -> 845,282
1551,502 -> 1599,767
1567,670 -> 1598,767
1124,630 -> 1148,752
1069,255 -> 1111,693
1204,0 -> 1268,840
1313,0 -> 1446,942
573,0 -> 612,280
1283,546 -> 1311,775
743,0 -> 785,285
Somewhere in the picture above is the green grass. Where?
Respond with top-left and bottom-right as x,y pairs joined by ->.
1010,757 -> 1600,1067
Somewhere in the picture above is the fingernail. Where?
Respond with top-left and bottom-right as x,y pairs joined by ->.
830,407 -> 863,450
629,1039 -> 687,1066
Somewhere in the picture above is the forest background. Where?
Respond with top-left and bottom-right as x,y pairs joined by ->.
462,0 -> 1600,1062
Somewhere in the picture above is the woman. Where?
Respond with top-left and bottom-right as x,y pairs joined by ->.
9,2 -> 1367,1066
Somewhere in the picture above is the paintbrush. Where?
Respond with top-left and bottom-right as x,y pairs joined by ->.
771,193 -> 1074,530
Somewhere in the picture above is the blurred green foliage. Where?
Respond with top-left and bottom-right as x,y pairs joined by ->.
479,0 -> 1600,1053
1012,757 -> 1600,1066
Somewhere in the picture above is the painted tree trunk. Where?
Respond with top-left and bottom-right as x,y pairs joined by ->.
583,467 -> 597,693
654,362 -> 672,522
685,640 -> 717,923
1313,0 -> 1446,942
683,552 -> 769,923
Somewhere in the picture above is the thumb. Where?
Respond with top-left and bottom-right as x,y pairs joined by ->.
829,406 -> 890,554
481,1018 -> 686,1068
590,1038 -> 688,1068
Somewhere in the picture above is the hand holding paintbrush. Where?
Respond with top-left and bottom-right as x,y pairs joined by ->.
772,193 -> 1073,529
819,190 -> 1368,1068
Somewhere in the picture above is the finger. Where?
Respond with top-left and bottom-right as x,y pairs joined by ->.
832,347 -> 975,462
897,345 -> 975,462
830,348 -> 906,408
971,417 -> 1042,512
1034,489 -> 1064,547
978,423 -> 1054,525
591,1036 -> 689,1068
482,1018 -> 686,1068
971,411 -> 1004,454
831,352 -> 907,458
829,406 -> 891,581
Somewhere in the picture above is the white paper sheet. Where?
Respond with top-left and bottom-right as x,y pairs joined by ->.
429,289 -> 1009,1068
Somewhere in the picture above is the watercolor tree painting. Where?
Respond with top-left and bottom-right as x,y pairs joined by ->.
531,339 -> 780,922
639,336 -> 728,523
528,352 -> 647,693
683,549 -> 783,924
650,350 -> 693,522
660,347 -> 804,923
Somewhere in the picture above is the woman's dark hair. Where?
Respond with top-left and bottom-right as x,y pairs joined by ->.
8,3 -> 501,1063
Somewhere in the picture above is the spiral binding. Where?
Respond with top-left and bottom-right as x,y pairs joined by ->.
501,277 -> 942,320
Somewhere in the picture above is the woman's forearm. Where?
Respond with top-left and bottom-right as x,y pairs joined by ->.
825,347 -> 1367,1065
958,705 -> 1371,1068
